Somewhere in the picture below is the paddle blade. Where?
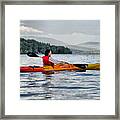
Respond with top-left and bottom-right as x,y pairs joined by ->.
73,64 -> 88,69
27,52 -> 39,57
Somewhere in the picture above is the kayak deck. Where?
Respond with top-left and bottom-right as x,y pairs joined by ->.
20,64 -> 100,73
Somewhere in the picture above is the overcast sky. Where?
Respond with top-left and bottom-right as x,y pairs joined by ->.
20,20 -> 100,45
21,20 -> 99,35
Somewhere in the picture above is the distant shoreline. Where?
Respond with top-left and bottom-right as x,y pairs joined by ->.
20,38 -> 100,55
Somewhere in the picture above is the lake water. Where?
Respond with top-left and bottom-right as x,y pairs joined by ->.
20,54 -> 100,100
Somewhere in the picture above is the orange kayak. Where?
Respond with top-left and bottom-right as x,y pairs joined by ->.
20,64 -> 100,73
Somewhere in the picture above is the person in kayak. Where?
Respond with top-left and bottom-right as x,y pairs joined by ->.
42,49 -> 68,66
42,49 -> 54,66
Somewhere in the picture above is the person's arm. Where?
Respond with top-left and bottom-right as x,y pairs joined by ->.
49,57 -> 68,64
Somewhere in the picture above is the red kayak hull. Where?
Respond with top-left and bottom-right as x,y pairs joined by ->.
20,66 -> 44,72
20,64 -> 80,73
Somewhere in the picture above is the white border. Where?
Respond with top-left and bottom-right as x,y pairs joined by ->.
5,5 -> 115,115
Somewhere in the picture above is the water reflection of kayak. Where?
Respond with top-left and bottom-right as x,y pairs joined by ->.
20,63 -> 100,73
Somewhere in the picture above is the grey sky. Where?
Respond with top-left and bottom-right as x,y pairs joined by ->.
21,20 -> 100,35
20,20 -> 100,45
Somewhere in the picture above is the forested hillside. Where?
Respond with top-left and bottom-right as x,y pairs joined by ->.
20,38 -> 72,54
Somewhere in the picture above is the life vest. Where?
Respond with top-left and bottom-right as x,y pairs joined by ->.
42,56 -> 54,66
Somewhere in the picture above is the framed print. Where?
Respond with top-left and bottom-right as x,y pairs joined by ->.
0,0 -> 119,119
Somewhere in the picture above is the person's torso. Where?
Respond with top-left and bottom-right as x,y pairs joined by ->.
42,56 -> 50,65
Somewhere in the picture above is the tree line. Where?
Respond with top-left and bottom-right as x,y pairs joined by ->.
20,38 -> 72,54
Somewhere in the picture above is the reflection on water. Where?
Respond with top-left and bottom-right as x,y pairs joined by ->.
20,54 -> 100,100
20,70 -> 100,100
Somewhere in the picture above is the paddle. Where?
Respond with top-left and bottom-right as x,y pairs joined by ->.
26,52 -> 87,69
27,52 -> 39,57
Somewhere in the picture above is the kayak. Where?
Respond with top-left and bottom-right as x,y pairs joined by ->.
20,63 -> 100,73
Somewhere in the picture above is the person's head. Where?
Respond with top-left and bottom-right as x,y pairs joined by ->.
45,49 -> 52,56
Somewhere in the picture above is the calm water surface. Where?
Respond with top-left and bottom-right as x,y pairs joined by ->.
20,54 -> 100,100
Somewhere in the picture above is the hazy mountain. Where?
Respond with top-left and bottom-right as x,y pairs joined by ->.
21,36 -> 100,54
68,41 -> 100,54
21,35 -> 66,46
68,45 -> 94,51
48,33 -> 100,45
79,42 -> 99,45
76,42 -> 100,50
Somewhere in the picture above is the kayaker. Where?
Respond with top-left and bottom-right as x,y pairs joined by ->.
42,49 -> 54,66
42,49 -> 67,66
